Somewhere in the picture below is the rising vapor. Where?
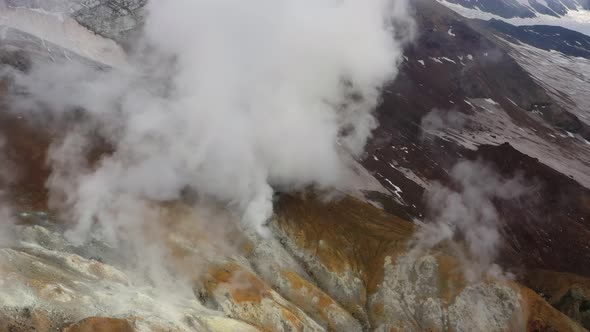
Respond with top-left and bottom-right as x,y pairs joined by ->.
414,160 -> 528,282
8,0 -> 415,242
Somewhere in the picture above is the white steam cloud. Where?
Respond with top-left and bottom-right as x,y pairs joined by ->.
8,0 -> 415,242
414,160 -> 528,282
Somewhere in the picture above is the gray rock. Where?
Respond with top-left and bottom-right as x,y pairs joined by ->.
72,0 -> 147,43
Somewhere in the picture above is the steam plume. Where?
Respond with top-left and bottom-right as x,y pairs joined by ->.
8,0 -> 415,242
414,159 -> 528,282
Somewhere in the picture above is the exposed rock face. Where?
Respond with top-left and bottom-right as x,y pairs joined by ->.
4,0 -> 146,45
525,269 -> 590,329
63,317 -> 134,332
0,6 -> 127,66
72,0 -> 147,44
0,196 -> 584,332
0,218 -> 261,331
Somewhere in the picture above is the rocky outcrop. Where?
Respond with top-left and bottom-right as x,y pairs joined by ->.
0,195 -> 585,332
525,269 -> 590,329
63,317 -> 134,332
272,194 -> 585,332
4,0 -> 147,45
72,0 -> 147,45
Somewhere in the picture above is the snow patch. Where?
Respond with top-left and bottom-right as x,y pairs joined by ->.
441,56 -> 456,64
384,178 -> 403,199
506,98 -> 518,107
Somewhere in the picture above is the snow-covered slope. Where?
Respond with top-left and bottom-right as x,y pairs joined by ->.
438,0 -> 590,36
440,0 -> 590,18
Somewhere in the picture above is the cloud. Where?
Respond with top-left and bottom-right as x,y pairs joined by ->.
7,0 -> 415,243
